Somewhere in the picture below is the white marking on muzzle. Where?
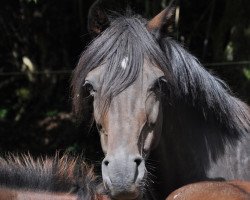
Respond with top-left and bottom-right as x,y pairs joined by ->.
121,57 -> 129,69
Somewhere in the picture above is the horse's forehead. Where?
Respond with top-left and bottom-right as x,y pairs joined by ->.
86,59 -> 164,85
110,60 -> 164,104
85,64 -> 105,82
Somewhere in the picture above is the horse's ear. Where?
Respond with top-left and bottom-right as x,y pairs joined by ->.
88,2 -> 110,38
146,6 -> 175,38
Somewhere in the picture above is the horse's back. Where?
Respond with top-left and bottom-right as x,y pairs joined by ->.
228,180 -> 250,193
166,181 -> 250,200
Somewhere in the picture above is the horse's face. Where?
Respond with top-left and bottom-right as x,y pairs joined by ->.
85,61 -> 164,199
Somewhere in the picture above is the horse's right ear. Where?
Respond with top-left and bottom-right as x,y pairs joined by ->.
88,3 -> 110,38
146,6 -> 175,39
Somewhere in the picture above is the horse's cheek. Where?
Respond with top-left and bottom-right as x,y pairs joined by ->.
143,130 -> 154,151
100,133 -> 108,154
150,102 -> 163,149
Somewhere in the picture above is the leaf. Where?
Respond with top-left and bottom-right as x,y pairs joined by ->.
16,88 -> 30,100
0,108 -> 8,120
45,110 -> 58,117
243,67 -> 250,80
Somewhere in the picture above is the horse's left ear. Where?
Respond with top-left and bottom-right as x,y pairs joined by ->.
88,2 -> 110,38
146,6 -> 175,38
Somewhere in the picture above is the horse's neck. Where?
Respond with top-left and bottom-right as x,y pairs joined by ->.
148,127 -> 219,198
149,134 -> 186,198
148,105 -> 250,197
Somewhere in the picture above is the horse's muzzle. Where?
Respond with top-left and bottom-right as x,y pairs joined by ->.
102,154 -> 145,199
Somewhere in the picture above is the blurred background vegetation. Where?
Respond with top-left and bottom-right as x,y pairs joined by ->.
0,0 -> 249,161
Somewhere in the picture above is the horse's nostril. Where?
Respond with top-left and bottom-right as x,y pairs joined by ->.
134,157 -> 142,166
103,160 -> 109,166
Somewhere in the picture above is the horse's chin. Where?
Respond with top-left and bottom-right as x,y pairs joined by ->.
112,193 -> 140,200
110,188 -> 141,200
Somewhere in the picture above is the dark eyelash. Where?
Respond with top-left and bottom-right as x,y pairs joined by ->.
149,77 -> 167,92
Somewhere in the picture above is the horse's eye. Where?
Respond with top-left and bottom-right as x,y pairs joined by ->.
83,81 -> 96,95
151,77 -> 168,93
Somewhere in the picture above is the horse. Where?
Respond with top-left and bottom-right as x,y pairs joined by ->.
0,153 -> 105,200
166,180 -> 250,200
72,4 -> 250,200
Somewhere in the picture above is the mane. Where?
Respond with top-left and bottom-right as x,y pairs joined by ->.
0,153 -> 101,200
160,38 -> 250,139
72,12 -> 250,143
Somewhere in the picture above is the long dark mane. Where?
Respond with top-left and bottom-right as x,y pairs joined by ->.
161,38 -> 250,137
72,12 -> 250,139
0,153 -> 101,200
154,37 -> 250,189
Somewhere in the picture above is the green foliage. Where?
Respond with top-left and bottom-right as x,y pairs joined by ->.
224,41 -> 234,61
65,143 -> 81,154
243,67 -> 250,80
45,110 -> 58,117
16,88 -> 30,100
0,108 -> 8,120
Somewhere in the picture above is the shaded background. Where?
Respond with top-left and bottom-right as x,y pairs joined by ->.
0,0 -> 249,162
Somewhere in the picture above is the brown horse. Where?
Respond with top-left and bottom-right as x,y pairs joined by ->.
0,153 -> 104,200
166,180 -> 250,200
72,4 -> 250,200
